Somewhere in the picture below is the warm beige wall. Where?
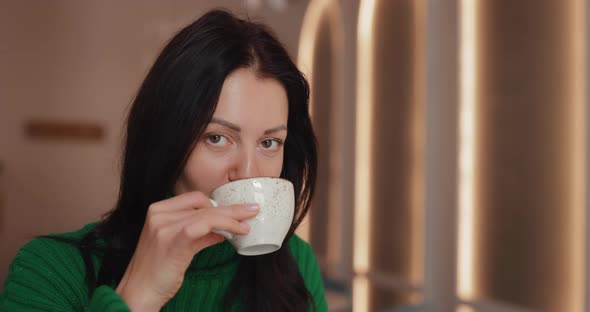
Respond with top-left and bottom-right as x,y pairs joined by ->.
298,3 -> 357,309
348,0 -> 586,310
368,0 -> 425,310
476,0 -> 585,311
310,14 -> 334,265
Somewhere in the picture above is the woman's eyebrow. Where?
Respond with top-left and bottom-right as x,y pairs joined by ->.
210,117 -> 241,132
210,117 -> 287,135
264,125 -> 287,135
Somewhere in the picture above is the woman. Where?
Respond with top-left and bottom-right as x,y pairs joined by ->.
0,9 -> 327,312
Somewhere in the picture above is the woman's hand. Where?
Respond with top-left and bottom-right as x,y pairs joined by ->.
115,191 -> 259,311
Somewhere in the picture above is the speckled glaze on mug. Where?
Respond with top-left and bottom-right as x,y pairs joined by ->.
210,177 -> 294,256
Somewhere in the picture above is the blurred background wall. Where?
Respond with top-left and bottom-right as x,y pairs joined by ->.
1,1 -> 589,312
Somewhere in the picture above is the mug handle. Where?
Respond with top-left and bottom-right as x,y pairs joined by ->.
209,199 -> 234,240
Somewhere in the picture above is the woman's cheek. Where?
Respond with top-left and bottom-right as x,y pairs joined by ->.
184,151 -> 232,193
268,150 -> 285,177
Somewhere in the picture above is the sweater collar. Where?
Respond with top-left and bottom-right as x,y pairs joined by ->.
187,240 -> 239,274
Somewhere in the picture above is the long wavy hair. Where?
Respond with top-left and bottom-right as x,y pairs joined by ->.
70,9 -> 317,311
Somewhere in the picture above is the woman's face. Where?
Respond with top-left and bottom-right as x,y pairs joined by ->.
175,68 -> 288,196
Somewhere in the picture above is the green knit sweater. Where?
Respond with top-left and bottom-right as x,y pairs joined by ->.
0,223 -> 328,311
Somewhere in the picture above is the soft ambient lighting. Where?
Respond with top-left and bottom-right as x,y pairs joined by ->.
298,0 -> 334,89
568,0 -> 586,310
411,0 -> 426,290
458,0 -> 477,301
354,0 -> 376,310
353,276 -> 370,312
296,0 -> 332,242
456,304 -> 476,312
297,0 -> 345,265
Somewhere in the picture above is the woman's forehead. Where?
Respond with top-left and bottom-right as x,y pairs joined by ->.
213,68 -> 288,128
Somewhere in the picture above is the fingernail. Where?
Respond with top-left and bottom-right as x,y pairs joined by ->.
240,222 -> 251,232
245,204 -> 259,211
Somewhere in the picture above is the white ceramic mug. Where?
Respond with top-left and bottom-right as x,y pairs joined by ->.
210,177 -> 295,256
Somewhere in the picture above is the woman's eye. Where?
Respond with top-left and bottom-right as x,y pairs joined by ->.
207,134 -> 228,146
261,139 -> 282,151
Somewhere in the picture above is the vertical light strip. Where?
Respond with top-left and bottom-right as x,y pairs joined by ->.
298,0 -> 330,85
458,0 -> 477,301
354,0 -> 376,310
353,276 -> 370,312
456,304 -> 476,312
569,0 -> 586,310
297,0 -> 332,242
410,0 -> 426,293
326,2 -> 346,275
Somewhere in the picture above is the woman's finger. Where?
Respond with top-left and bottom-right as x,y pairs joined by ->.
148,203 -> 259,228
174,211 -> 252,242
202,204 -> 260,220
148,191 -> 212,213
171,205 -> 259,236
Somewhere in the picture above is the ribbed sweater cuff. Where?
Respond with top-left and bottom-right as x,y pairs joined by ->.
89,285 -> 131,312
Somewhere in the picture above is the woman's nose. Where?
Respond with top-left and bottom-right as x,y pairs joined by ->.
228,149 -> 261,181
